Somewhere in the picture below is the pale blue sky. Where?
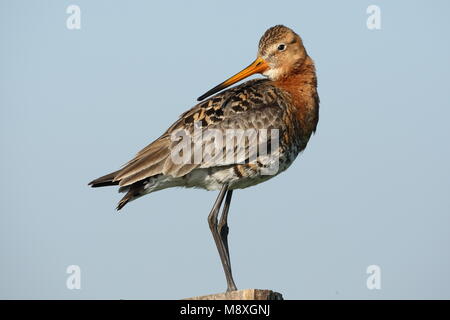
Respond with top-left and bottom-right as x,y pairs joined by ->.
1,0 -> 449,299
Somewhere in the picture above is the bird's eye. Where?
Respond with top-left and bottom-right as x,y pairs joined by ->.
277,44 -> 286,51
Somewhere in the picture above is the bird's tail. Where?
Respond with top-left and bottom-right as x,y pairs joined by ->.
116,180 -> 148,210
116,192 -> 133,210
89,170 -> 156,210
88,171 -> 120,188
89,171 -> 149,210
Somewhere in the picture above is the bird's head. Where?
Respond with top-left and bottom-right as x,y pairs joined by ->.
198,25 -> 307,101
257,25 -> 307,81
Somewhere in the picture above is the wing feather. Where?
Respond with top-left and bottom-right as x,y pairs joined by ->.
113,79 -> 290,186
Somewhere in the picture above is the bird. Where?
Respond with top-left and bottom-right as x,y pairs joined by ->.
89,25 -> 319,292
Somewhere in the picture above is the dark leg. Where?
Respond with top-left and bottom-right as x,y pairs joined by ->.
208,185 -> 237,292
218,190 -> 233,270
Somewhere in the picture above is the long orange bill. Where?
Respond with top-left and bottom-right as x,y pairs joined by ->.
197,57 -> 269,101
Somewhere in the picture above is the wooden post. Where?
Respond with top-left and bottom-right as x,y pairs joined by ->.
184,289 -> 283,300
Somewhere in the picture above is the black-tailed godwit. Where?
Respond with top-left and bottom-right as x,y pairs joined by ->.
89,25 -> 319,292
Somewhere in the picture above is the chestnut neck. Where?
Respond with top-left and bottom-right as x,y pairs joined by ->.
274,55 -> 317,89
272,55 -> 319,129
